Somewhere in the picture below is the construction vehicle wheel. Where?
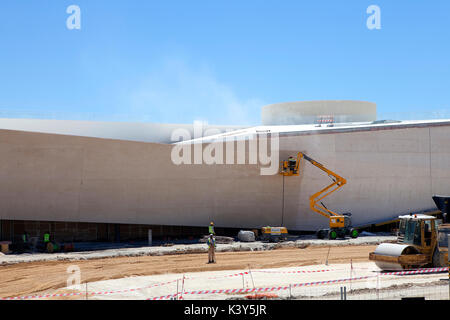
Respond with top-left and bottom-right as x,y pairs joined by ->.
46,242 -> 54,253
316,230 -> 324,239
432,249 -> 443,267
329,230 -> 337,240
350,229 -> 359,238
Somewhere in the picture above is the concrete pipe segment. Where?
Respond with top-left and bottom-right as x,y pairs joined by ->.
261,100 -> 377,125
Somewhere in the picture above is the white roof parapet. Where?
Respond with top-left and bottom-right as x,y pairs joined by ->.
261,100 -> 377,125
398,214 -> 436,220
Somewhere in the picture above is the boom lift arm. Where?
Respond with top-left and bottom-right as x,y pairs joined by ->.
281,152 -> 347,220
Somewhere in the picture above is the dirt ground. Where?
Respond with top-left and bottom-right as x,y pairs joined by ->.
0,245 -> 376,298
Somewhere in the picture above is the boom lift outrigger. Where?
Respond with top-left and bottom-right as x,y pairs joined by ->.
281,152 -> 359,239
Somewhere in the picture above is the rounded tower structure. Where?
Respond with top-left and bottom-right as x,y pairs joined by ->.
261,100 -> 376,125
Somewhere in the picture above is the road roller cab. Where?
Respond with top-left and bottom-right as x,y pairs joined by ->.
435,224 -> 449,267
369,214 -> 448,270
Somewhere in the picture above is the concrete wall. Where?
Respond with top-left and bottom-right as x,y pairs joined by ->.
0,123 -> 449,232
280,126 -> 445,230
0,129 -> 281,230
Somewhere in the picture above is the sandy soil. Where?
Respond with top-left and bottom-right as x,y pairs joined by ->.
0,245 -> 377,298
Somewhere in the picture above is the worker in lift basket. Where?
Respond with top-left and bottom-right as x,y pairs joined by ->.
207,234 -> 216,264
288,156 -> 296,172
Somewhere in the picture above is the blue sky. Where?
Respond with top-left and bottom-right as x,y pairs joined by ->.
0,1 -> 449,125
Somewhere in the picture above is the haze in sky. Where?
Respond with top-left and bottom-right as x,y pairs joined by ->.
0,1 -> 449,125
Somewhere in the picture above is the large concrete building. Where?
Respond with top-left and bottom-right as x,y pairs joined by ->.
1,100 -> 449,242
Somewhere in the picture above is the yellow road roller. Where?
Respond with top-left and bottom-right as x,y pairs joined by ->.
369,213 -> 449,270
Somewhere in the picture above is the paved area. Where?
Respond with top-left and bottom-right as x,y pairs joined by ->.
66,262 -> 449,300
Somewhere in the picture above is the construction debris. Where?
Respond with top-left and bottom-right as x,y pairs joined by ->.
199,235 -> 234,244
237,231 -> 255,242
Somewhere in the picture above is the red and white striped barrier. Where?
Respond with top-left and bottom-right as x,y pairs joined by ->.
253,269 -> 332,275
3,266 -> 447,300
1,278 -> 179,300
87,278 -> 179,296
1,271 -> 251,300
147,267 -> 449,300
380,267 -> 448,276
186,269 -> 332,280
147,275 -> 372,300
334,266 -> 449,275
185,271 -> 249,281
2,292 -> 84,300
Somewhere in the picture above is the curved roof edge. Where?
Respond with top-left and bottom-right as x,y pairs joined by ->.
0,118 -> 247,144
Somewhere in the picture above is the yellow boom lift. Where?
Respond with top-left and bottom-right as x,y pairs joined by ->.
281,152 -> 359,240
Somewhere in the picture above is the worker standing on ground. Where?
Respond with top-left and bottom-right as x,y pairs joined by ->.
207,234 -> 216,264
208,222 -> 215,235
21,231 -> 29,251
22,231 -> 28,244
43,231 -> 53,252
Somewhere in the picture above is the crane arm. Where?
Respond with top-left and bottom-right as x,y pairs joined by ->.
296,152 -> 346,218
